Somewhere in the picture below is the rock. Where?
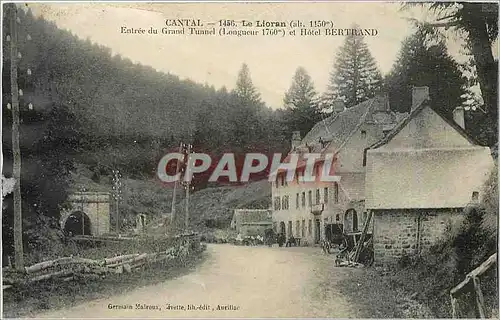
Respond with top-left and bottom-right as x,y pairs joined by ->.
123,264 -> 132,273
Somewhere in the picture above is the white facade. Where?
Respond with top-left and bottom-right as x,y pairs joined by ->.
271,96 -> 403,245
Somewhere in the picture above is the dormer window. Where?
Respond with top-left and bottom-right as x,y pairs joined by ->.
361,130 -> 366,139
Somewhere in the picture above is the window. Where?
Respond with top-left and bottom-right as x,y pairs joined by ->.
336,214 -> 340,222
296,193 -> 299,209
361,130 -> 366,139
301,192 -> 306,207
308,220 -> 312,236
288,221 -> 292,236
308,190 -> 312,207
274,197 -> 281,210
301,220 -> 305,237
282,196 -> 288,210
315,189 -> 320,205
280,175 -> 285,187
324,187 -> 329,204
296,220 -> 300,237
334,182 -> 339,203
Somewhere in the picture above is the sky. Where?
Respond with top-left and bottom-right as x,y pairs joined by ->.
26,2 -> 470,108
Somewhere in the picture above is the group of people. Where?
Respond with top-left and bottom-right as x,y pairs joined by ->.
235,233 -> 265,246
232,230 -> 303,248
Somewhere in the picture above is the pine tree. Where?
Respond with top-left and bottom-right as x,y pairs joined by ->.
325,25 -> 383,108
234,63 -> 262,105
385,28 -> 466,117
229,63 -> 265,152
283,67 -> 322,137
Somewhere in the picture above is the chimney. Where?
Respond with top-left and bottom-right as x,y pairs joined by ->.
291,131 -> 301,150
453,107 -> 465,129
411,86 -> 429,110
333,100 -> 345,113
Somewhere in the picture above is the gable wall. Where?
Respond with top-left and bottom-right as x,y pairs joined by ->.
379,107 -> 472,150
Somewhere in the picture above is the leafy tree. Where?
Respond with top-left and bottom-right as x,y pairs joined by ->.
385,28 -> 467,119
283,67 -> 323,137
324,25 -> 383,108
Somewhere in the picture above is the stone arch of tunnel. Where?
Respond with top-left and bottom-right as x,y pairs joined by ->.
64,211 -> 92,235
60,192 -> 111,236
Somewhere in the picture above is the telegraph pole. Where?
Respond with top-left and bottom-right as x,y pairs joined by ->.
8,3 -> 24,270
112,169 -> 122,234
184,144 -> 192,231
168,142 -> 184,232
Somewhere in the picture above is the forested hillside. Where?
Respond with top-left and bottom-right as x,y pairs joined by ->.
2,8 -> 288,259
2,8 -> 289,179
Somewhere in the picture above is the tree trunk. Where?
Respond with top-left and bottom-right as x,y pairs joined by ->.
464,4 -> 498,123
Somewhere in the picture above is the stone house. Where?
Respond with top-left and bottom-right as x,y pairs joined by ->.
231,209 -> 272,236
364,87 -> 495,265
271,96 -> 407,245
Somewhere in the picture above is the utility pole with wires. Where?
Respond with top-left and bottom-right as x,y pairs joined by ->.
111,169 -> 122,234
167,142 -> 184,233
183,144 -> 193,231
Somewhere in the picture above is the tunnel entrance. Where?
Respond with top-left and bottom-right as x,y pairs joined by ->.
64,210 -> 92,236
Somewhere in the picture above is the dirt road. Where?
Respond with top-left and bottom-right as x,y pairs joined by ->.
37,244 -> 363,318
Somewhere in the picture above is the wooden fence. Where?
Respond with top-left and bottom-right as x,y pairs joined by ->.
3,233 -> 203,290
450,253 -> 497,318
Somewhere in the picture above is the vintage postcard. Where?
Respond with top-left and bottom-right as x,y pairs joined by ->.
1,1 -> 498,319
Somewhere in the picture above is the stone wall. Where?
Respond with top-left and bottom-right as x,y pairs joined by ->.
373,208 -> 464,266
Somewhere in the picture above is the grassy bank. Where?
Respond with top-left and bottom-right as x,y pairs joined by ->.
337,268 -> 433,318
338,167 -> 498,318
3,246 -> 207,318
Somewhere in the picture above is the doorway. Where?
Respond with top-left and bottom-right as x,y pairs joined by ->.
314,219 -> 320,244
344,209 -> 359,232
279,221 -> 286,235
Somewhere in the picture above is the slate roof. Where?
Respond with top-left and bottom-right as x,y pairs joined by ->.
270,95 -> 406,177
